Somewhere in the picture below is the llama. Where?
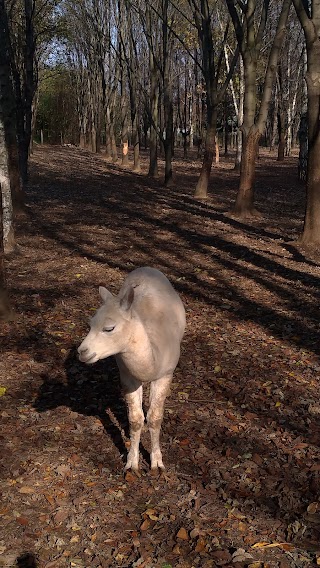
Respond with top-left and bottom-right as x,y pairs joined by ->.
78,267 -> 186,472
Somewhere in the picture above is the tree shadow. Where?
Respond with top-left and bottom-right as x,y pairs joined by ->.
16,553 -> 38,567
34,346 -> 151,470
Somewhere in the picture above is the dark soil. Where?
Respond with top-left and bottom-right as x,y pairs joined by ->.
1,145 -> 320,568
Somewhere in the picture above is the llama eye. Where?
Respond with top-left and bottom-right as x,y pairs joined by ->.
102,326 -> 115,333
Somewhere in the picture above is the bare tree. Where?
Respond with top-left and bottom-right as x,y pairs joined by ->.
226,0 -> 292,217
187,0 -> 238,198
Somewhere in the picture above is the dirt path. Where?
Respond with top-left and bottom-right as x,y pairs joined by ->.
1,146 -> 320,568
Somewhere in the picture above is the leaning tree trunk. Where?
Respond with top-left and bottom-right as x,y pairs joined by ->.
233,126 -> 260,216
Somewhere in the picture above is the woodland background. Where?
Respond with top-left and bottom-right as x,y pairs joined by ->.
1,1 -> 320,567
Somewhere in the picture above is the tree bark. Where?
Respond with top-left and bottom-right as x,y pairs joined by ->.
105,105 -> 118,163
192,0 -> 217,198
277,110 -> 286,161
148,52 -> 159,178
227,0 -> 291,217
301,56 -> 320,243
194,106 -> 217,198
233,127 -> 260,216
292,0 -> 320,244
0,120 -> 12,319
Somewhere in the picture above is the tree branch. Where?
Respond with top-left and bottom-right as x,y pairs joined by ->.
292,0 -> 313,35
225,0 -> 244,53
257,0 -> 292,133
256,0 -> 270,50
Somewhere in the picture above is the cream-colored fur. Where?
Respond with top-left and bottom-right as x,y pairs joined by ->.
78,267 -> 186,472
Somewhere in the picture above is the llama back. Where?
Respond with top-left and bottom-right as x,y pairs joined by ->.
119,267 -> 186,343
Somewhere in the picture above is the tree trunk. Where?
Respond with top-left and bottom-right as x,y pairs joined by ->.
105,106 -> 118,162
235,58 -> 244,171
163,73 -> 174,186
30,89 -> 39,155
227,0 -> 291,215
298,114 -> 308,181
0,204 -> 11,320
148,55 -> 159,178
300,52 -> 320,243
232,127 -> 261,216
132,113 -> 141,172
0,120 -> 13,319
105,124 -> 112,159
277,110 -> 286,161
120,84 -> 129,167
194,106 -> 217,198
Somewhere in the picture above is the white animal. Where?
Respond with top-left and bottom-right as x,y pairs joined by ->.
78,267 -> 186,472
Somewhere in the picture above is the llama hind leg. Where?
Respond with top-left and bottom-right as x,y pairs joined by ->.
147,375 -> 172,471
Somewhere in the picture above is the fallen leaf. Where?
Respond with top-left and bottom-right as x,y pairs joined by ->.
44,493 -> 55,506
125,471 -> 139,483
176,527 -> 189,541
16,516 -> 29,526
232,548 -> 253,563
307,502 -> 319,514
252,542 -> 295,551
54,509 -> 69,524
18,486 -> 35,494
140,519 -> 150,531
143,508 -> 159,521
0,387 -> 6,397
195,537 -> 206,552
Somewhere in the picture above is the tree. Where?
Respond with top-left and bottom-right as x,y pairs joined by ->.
292,0 -> 320,244
0,162 -> 12,319
226,0 -> 292,217
0,0 -> 24,226
187,0 -> 238,198
36,67 -> 78,144
137,0 -> 176,183
0,0 -> 16,318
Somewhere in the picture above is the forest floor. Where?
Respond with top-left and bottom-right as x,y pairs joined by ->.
1,145 -> 320,568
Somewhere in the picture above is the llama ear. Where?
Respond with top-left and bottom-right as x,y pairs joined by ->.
99,286 -> 113,303
120,286 -> 134,311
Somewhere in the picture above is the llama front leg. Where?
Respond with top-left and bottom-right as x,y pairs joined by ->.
123,381 -> 144,472
147,375 -> 172,471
